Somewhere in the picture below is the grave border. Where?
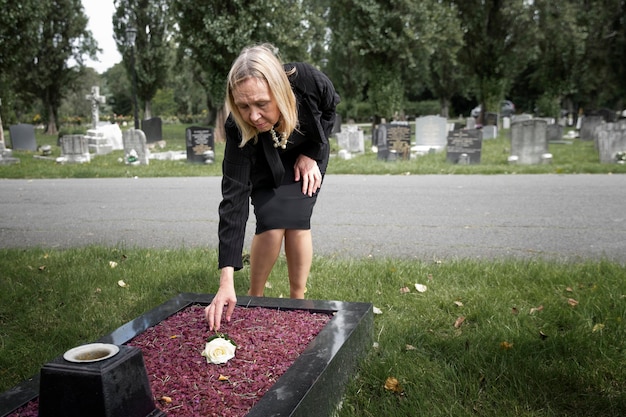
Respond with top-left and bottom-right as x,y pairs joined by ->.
0,293 -> 373,417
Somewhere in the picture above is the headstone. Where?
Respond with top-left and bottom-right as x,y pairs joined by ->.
579,115 -> 604,141
511,114 -> 532,123
502,117 -> 511,130
336,125 -> 364,154
446,129 -> 482,164
186,126 -> 214,163
385,122 -> 411,160
85,123 -> 123,155
596,120 -> 626,164
58,135 -> 90,164
546,124 -> 563,142
85,86 -> 106,129
466,117 -> 476,130
0,141 -> 19,165
482,125 -> 498,139
123,129 -> 149,165
373,123 -> 388,160
484,112 -> 498,126
414,115 -> 447,153
9,124 -> 37,151
141,117 -> 162,143
331,113 -> 342,135
510,119 -> 548,164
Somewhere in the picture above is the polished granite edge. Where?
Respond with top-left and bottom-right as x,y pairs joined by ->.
0,293 -> 373,417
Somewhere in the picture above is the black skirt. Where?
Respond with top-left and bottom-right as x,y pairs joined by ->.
251,181 -> 320,234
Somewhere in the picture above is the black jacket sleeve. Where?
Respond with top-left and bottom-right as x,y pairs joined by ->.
218,117 -> 253,270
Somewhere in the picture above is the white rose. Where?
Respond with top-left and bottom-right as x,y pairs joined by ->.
201,337 -> 236,364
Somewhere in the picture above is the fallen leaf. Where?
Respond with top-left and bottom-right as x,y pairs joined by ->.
373,306 -> 383,315
500,341 -> 514,350
511,307 -> 519,315
400,286 -> 410,294
414,283 -> 427,293
95,288 -> 101,293
264,281 -> 273,289
218,374 -> 230,381
117,280 -> 129,288
38,265 -> 46,271
372,342 -> 380,349
405,344 -> 417,351
539,331 -> 548,340
427,273 -> 433,281
568,298 -> 579,307
592,323 -> 605,332
530,305 -> 544,314
565,287 -> 573,292
454,316 -> 465,328
454,301 -> 464,307
159,396 -> 172,403
384,376 -> 403,393
169,335 -> 178,339
109,261 -> 118,268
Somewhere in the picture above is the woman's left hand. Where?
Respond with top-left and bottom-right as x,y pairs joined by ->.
294,155 -> 322,196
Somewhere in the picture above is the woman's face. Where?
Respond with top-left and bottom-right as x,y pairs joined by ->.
232,77 -> 280,133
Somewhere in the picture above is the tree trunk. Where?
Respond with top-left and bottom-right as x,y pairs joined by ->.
46,103 -> 58,135
144,100 -> 152,120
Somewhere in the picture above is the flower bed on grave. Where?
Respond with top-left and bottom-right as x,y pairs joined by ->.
1,294 -> 373,417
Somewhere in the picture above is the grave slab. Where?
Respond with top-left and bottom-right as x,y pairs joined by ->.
8,124 -> 36,151
0,293 -> 373,417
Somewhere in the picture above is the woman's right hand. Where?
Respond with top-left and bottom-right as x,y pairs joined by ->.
205,268 -> 237,331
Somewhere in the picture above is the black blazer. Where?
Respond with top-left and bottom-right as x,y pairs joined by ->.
218,62 -> 340,270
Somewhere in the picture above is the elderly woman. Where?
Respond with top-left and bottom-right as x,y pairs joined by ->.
206,44 -> 340,330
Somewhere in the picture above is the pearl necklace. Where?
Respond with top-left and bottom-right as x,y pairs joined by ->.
270,127 -> 288,149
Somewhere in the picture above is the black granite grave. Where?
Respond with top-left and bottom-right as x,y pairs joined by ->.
185,126 -> 214,163
385,122 -> 411,160
0,293 -> 373,417
446,129 -> 482,164
141,117 -> 162,143
8,124 -> 37,151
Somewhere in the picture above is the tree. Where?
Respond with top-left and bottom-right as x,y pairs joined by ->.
18,0 -> 98,135
113,0 -> 172,121
454,0 -> 535,121
172,0 -> 314,138
327,0 -> 438,120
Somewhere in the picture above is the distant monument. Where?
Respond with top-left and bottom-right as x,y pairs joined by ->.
85,86 -> 106,128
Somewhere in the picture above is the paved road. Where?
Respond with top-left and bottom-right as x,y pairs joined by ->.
1,175 -> 624,263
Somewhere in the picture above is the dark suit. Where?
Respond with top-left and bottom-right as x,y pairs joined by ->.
218,62 -> 340,270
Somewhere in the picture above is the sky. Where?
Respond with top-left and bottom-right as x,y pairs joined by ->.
82,0 -> 121,73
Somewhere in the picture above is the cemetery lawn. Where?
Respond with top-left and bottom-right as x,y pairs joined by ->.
1,124 -> 626,178
1,247 -> 625,416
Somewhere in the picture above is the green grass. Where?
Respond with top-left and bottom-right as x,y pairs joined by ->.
1,123 -> 625,415
1,123 -> 626,178
1,248 -> 625,416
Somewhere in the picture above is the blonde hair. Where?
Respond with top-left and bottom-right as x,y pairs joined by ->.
226,44 -> 298,147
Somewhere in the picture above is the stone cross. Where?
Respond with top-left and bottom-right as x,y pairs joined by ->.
85,86 -> 106,129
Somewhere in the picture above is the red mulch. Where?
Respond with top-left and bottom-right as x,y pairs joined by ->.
7,305 -> 331,417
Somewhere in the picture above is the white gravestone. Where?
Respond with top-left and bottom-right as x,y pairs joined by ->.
58,135 -> 90,164
596,120 -> 626,164
413,115 -> 447,154
510,119 -> 549,165
123,129 -> 150,165
336,125 -> 364,154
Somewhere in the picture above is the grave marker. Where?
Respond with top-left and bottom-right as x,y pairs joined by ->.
510,119 -> 549,164
596,120 -> 626,163
9,124 -> 37,151
58,135 -> 90,164
414,115 -> 447,153
446,129 -> 482,164
141,117 -> 162,143
386,122 -> 411,160
85,86 -> 106,129
123,129 -> 149,165
185,126 -> 214,163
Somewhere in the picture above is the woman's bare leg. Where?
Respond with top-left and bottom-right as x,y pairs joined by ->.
249,229 -> 285,296
284,229 -> 313,298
